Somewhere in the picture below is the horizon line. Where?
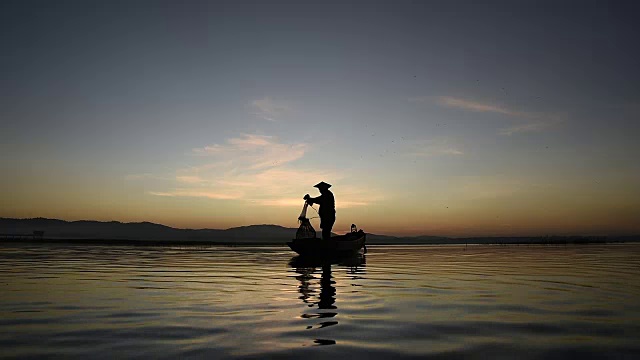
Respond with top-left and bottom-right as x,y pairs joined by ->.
2,216 -> 638,239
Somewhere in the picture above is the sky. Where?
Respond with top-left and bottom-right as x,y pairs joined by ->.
1,0 -> 639,236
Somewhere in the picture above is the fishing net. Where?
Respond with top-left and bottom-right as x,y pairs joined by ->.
296,202 -> 316,239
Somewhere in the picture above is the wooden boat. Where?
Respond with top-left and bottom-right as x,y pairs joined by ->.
287,230 -> 366,256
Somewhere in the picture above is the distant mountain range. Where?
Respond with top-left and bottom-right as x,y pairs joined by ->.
0,218 -> 636,245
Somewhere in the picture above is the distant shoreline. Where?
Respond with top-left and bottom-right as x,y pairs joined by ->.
2,217 -> 637,246
0,238 -> 282,247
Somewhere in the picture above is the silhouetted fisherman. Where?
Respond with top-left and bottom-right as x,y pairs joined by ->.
304,181 -> 335,241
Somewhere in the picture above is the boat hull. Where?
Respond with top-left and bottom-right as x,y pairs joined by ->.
287,231 -> 366,256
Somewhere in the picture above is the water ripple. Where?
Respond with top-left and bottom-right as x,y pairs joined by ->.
1,243 -> 639,359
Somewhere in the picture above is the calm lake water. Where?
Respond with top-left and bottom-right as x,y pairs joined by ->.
1,243 -> 640,359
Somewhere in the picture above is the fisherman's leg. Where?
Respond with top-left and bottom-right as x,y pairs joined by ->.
322,217 -> 335,241
322,227 -> 331,241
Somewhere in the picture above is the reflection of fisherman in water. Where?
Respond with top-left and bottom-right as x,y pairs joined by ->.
318,264 -> 336,310
290,255 -> 366,309
291,263 -> 336,311
290,256 -> 366,346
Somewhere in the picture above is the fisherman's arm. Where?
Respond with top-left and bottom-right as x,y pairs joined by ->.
304,194 -> 323,205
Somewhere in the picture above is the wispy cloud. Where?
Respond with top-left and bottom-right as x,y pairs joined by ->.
498,113 -> 566,136
423,96 -> 565,136
438,148 -> 464,156
498,122 -> 552,136
435,96 -> 526,117
148,189 -> 243,200
406,138 -> 464,157
192,134 -> 307,169
149,133 -> 378,208
249,96 -> 294,121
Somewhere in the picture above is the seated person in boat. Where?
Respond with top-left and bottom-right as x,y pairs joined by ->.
303,181 -> 335,241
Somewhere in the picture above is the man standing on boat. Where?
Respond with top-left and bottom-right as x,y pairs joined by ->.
303,181 -> 335,241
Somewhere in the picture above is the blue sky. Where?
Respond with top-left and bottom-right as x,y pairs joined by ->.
1,0 -> 639,236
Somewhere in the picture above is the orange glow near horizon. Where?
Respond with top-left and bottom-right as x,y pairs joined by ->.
2,177 -> 639,237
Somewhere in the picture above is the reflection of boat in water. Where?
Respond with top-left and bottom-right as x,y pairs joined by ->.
287,230 -> 366,257
289,252 -> 366,268
289,254 -> 366,346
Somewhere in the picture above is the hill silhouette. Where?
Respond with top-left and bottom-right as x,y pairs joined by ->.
0,218 -> 294,243
0,217 -> 450,244
0,218 -> 635,245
